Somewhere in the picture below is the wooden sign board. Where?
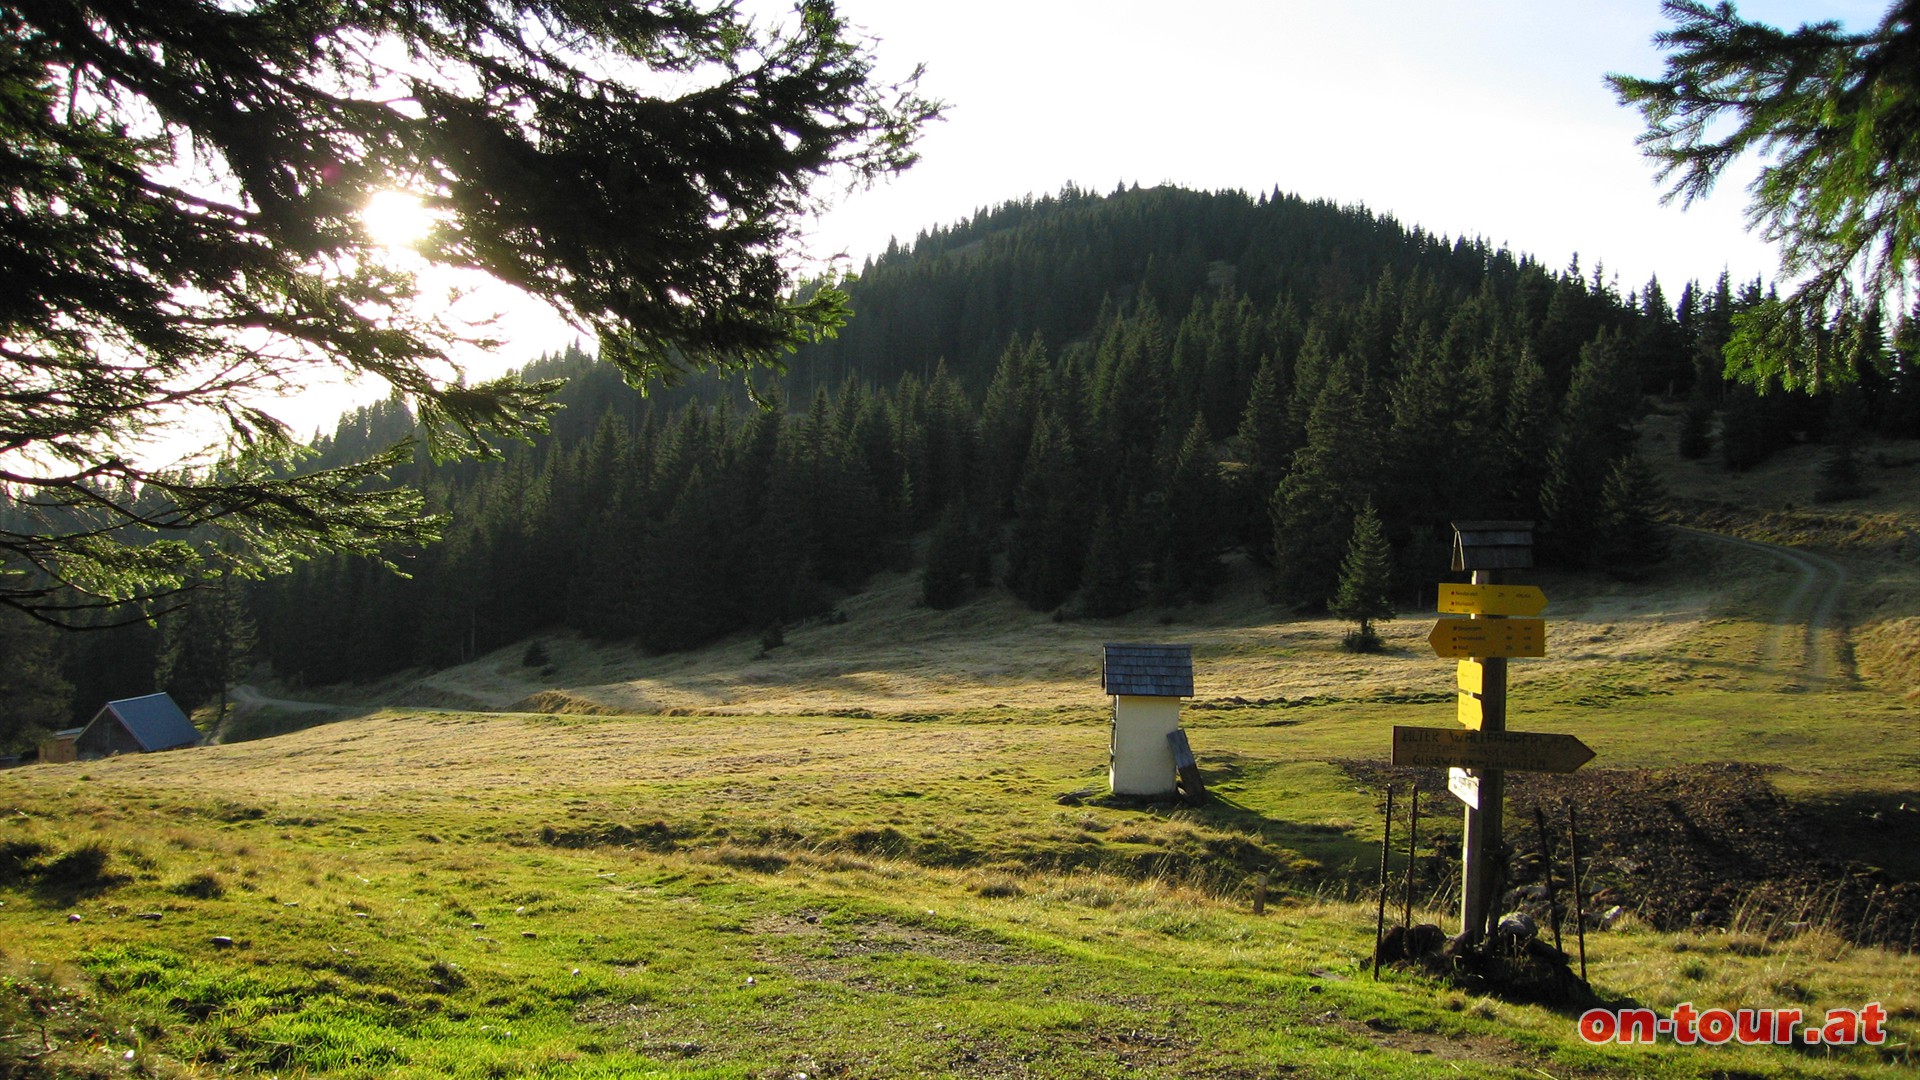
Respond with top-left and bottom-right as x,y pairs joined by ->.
1429,617 -> 1545,659
1457,691 -> 1483,731
1391,726 -> 1595,773
1437,583 -> 1547,617
1448,766 -> 1480,809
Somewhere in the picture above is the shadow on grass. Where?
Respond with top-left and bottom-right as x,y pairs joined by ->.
7,842 -> 132,907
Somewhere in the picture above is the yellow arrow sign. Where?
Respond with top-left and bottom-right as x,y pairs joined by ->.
1457,659 -> 1484,695
1437,583 -> 1548,616
1429,617 -> 1545,658
1457,692 -> 1484,731
1391,726 -> 1595,773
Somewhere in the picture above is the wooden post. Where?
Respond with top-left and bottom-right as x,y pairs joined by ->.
1460,568 -> 1507,941
1402,781 -> 1419,931
1253,872 -> 1268,916
1534,803 -> 1562,954
1168,728 -> 1207,804
1374,784 -> 1394,979
1568,800 -> 1588,983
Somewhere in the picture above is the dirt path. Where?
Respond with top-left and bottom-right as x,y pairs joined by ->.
1672,524 -> 1849,685
230,684 -> 346,712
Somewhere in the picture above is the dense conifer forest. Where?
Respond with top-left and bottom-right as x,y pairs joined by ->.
8,183 -> 1920,739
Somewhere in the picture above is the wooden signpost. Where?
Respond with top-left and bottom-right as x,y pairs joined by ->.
1416,521 -> 1597,942
1391,726 -> 1596,773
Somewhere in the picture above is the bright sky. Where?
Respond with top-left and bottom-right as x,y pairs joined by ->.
295,0 -> 1890,440
796,0 -> 1888,296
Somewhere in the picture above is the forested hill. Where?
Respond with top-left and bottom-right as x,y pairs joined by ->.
24,183 -> 1916,723
251,183 -> 1695,685
798,184 -> 1510,395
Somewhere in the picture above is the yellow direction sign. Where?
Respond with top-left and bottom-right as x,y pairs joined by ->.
1437,583 -> 1548,616
1429,617 -> 1545,659
1457,659 -> 1484,695
1391,726 -> 1595,773
1457,692 -> 1484,731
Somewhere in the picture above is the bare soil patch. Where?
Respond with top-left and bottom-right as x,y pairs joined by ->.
1345,762 -> 1920,952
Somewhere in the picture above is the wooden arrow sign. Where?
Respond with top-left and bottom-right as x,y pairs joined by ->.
1391,726 -> 1595,773
1429,617 -> 1545,658
1437,583 -> 1547,617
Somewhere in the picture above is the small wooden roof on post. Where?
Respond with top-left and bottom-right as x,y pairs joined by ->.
1101,643 -> 1195,698
1451,521 -> 1535,571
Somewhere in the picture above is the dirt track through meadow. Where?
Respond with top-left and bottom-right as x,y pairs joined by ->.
1671,524 -> 1849,685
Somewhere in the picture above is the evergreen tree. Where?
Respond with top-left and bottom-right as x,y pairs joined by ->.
1233,352 -> 1293,559
1815,385 -> 1872,502
922,504 -> 976,611
155,576 -> 256,721
1592,453 -> 1670,576
1613,0 -> 1920,392
0,610 -> 73,752
1539,330 -> 1642,566
1270,354 -> 1379,604
1495,347 -> 1555,517
1154,414 -> 1226,603
1677,393 -> 1715,459
976,335 -> 1049,518
1329,501 -> 1395,652
0,0 -> 936,622
1079,508 -> 1144,618
1718,381 -> 1796,472
1005,414 -> 1086,612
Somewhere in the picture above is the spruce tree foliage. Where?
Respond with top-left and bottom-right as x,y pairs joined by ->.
1329,501 -> 1395,652
0,0 -> 936,623
155,576 -> 255,717
1538,331 -> 1645,567
1815,385 -> 1873,502
921,503 -> 976,610
1078,507 -> 1143,619
1592,453 -> 1671,576
1270,354 -> 1380,605
1677,394 -> 1715,459
1005,413 -> 1086,613
1232,352 -> 1291,560
0,608 -> 72,752
1612,0 -> 1920,392
977,335 -> 1050,519
1153,414 -> 1226,604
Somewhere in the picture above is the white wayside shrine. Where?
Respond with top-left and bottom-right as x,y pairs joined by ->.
1101,643 -> 1194,796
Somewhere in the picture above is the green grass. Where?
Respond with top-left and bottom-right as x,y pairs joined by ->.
3,652 -> 1917,1078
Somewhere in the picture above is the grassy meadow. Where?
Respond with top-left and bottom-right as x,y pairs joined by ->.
7,436 -> 1920,1077
2,668 -> 1917,1077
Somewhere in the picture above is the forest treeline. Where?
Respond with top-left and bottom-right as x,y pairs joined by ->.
7,184 -> 1919,740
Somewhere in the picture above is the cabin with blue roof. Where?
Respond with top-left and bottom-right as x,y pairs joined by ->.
75,693 -> 201,760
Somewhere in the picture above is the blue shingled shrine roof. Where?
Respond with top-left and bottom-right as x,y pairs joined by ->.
94,693 -> 200,752
1101,643 -> 1194,698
